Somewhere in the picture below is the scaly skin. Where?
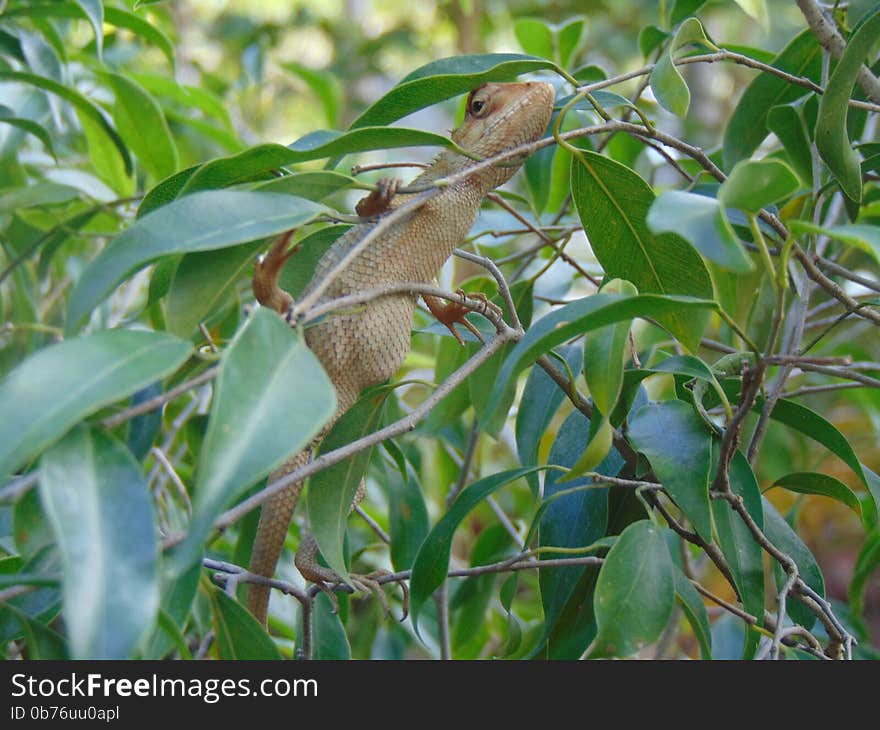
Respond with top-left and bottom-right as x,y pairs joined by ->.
247,81 -> 555,625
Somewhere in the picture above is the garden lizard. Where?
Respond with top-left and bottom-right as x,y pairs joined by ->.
247,81 -> 555,625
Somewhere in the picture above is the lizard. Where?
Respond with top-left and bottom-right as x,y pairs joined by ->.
246,81 -> 555,626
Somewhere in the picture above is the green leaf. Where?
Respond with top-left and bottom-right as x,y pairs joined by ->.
649,18 -> 713,117
103,72 -> 178,181
788,220 -> 880,266
583,278 -> 636,415
723,29 -> 821,169
66,191 -> 326,333
771,472 -> 862,519
719,158 -> 800,214
310,592 -> 351,659
515,344 -> 583,495
180,129 -> 453,195
39,428 -> 159,659
254,171 -> 358,201
767,103 -> 814,186
712,451 -> 764,658
3,604 -> 68,659
669,0 -> 709,27
308,389 -> 389,585
590,521 -> 674,658
350,54 -> 557,128
137,166 -> 200,218
0,70 -> 131,175
380,458 -> 429,572
72,0 -> 103,59
672,565 -> 712,659
484,293 -> 717,428
558,19 -> 584,68
514,19 -> 554,61
131,73 -> 232,132
733,0 -> 769,27
0,105 -> 56,159
849,530 -> 880,617
571,151 -> 714,351
815,6 -> 880,202
539,410 -> 619,642
409,467 -> 541,631
171,309 -> 336,574
80,113 -> 133,195
647,190 -> 753,272
278,225 -> 349,299
762,498 -> 825,630
143,562 -> 200,659
165,241 -> 262,337
209,586 -> 283,659
104,6 -> 176,70
0,182 -> 79,214
0,329 -> 191,480
628,401 -> 713,542
282,62 -> 342,127
639,25 -> 669,58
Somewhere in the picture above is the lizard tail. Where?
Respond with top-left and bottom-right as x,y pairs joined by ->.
247,449 -> 311,626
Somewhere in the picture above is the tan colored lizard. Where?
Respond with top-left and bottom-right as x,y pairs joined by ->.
247,81 -> 555,625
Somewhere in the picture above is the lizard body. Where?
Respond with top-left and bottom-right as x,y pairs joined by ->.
247,81 -> 555,625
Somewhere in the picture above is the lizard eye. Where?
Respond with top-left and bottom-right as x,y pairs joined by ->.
469,96 -> 489,117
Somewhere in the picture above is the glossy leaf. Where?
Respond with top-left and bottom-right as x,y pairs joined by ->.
539,411 -> 619,640
719,158 -> 800,214
649,18 -> 712,118
647,190 -> 752,272
171,309 -> 336,574
351,54 -> 557,128
590,521 -> 674,658
762,498 -> 825,630
0,329 -> 191,480
39,428 -> 159,659
66,191 -> 326,333
772,472 -> 862,519
672,564 -> 712,660
381,459 -> 429,572
628,401 -> 713,542
409,467 -> 540,631
723,30 -> 821,168
571,150 -> 713,350
712,451 -> 764,657
484,293 -> 717,426
210,586 -> 283,659
767,103 -> 813,185
515,344 -> 583,495
815,7 -> 880,202
103,72 -> 178,181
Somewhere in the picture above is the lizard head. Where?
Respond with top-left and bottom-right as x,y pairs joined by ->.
451,81 -> 555,190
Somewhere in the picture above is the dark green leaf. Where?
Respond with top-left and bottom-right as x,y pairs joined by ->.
723,29 -> 821,168
39,428 -> 159,658
0,329 -> 191,479
409,467 -> 540,631
380,458 -> 429,572
210,586 -> 282,659
591,521 -> 674,657
672,565 -> 712,660
310,592 -> 351,659
767,103 -> 813,185
0,105 -> 55,159
762,498 -> 825,630
815,6 -> 880,202
308,389 -> 389,584
628,401 -> 713,542
849,530 -> 880,617
719,158 -> 800,214
571,151 -> 713,350
771,472 -> 862,519
254,171 -> 358,201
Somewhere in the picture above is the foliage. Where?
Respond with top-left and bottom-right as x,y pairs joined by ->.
1,0 -> 879,660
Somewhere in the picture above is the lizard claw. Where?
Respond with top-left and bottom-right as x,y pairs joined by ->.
424,289 -> 502,345
355,178 -> 401,218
